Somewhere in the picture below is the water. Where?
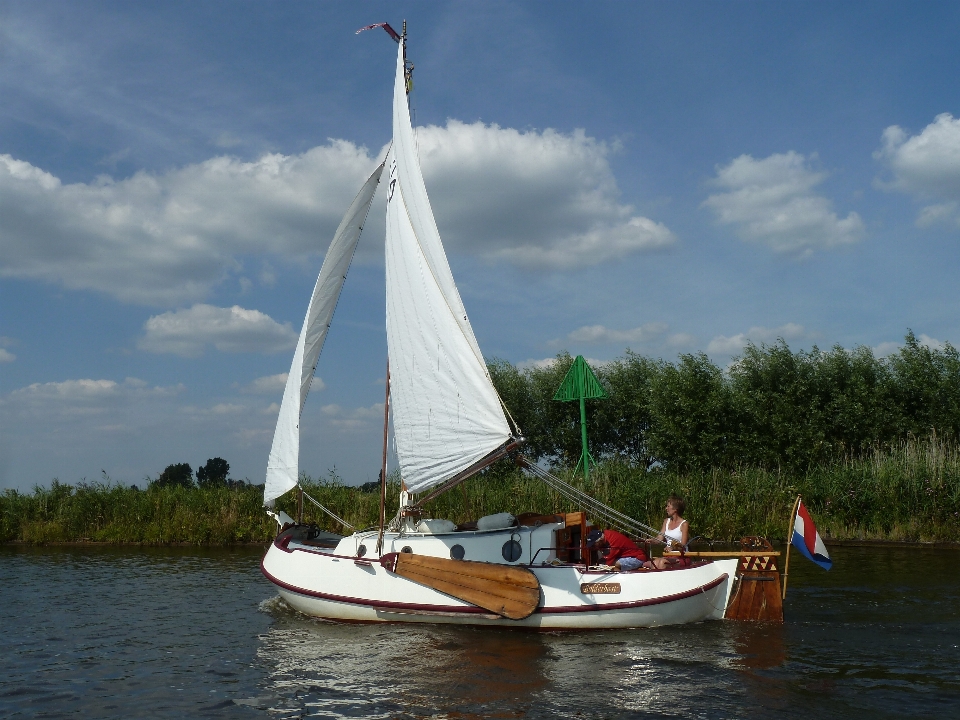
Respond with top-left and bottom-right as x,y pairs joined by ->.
1,545 -> 958,719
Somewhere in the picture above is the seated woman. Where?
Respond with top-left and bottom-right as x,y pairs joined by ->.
651,494 -> 690,570
586,528 -> 648,571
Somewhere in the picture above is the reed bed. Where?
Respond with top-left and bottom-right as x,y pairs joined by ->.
2,439 -> 958,545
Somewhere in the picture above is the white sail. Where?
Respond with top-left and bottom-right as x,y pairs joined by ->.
264,160 -> 386,507
384,41 -> 512,494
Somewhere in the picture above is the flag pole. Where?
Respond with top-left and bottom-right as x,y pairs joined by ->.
781,494 -> 802,600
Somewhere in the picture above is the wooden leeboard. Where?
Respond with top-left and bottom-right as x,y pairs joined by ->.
724,556 -> 784,622
725,571 -> 783,622
381,553 -> 540,620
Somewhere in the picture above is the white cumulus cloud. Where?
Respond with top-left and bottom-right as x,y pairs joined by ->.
419,121 -> 675,268
0,349 -> 14,363
241,372 -> 324,397
707,323 -> 809,356
873,334 -> 947,356
703,151 -> 864,256
242,373 -> 287,394
138,304 -> 297,357
515,356 -> 607,370
564,322 -> 668,345
516,357 -> 559,370
918,334 -> 946,351
0,143 -> 380,305
0,122 -> 672,305
10,377 -> 183,416
875,113 -> 960,226
319,402 -> 385,429
210,403 -> 244,415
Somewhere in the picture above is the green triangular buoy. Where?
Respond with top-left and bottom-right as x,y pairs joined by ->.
553,356 -> 607,481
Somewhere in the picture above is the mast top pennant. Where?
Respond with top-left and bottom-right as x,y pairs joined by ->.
356,23 -> 402,43
358,22 -> 413,93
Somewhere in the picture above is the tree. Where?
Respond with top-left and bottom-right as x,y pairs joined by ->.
729,341 -> 826,470
888,330 -> 960,439
154,463 -> 194,488
197,457 -> 230,487
649,353 -> 733,471
818,344 -> 896,455
597,351 -> 657,468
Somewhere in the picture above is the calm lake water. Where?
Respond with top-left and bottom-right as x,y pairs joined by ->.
1,544 -> 958,719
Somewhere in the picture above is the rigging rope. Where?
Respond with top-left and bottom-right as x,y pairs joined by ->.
300,486 -> 355,530
517,456 -> 662,542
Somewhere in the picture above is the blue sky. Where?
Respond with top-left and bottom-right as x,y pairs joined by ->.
2,1 -> 959,490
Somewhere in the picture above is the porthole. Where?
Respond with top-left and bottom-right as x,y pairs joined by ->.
450,544 -> 465,560
357,544 -> 367,557
501,540 -> 522,562
401,546 -> 413,554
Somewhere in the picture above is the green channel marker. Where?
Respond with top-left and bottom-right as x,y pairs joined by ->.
553,355 -> 608,482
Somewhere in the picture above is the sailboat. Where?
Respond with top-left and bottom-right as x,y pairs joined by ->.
259,25 -> 738,628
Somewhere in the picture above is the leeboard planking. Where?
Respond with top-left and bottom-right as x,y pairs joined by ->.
380,552 -> 540,620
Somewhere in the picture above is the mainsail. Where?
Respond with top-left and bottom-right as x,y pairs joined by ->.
384,41 -> 512,494
263,160 -> 386,506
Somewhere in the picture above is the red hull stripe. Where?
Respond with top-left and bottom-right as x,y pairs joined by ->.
540,574 -> 727,613
260,558 -> 727,616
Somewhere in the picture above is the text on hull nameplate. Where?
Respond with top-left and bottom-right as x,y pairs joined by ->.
580,582 -> 621,594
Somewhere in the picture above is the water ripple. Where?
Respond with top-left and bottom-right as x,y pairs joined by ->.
2,545 -> 959,719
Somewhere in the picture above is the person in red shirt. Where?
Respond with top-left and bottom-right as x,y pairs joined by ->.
587,528 -> 648,571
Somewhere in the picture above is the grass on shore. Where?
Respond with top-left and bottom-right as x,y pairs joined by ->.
2,439 -> 959,545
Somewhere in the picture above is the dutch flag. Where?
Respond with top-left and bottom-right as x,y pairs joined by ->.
792,500 -> 832,570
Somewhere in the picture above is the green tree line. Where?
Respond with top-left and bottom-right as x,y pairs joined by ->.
489,331 -> 960,473
153,457 -> 249,489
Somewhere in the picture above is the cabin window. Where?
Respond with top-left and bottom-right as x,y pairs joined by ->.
450,544 -> 465,560
357,544 -> 367,557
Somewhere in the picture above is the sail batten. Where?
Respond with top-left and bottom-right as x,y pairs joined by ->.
385,40 -> 511,494
263,159 -> 386,507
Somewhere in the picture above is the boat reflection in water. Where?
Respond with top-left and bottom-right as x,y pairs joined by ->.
731,623 -> 787,671
256,596 -> 550,719
255,596 -> 786,719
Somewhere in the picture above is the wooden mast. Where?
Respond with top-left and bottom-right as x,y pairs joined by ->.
376,361 -> 391,554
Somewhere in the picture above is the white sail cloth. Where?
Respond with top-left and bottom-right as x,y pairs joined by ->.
263,160 -> 386,507
384,41 -> 512,494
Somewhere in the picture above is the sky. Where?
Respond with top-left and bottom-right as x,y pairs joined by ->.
2,1 -> 960,491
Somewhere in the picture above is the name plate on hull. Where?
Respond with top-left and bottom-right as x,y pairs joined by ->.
580,582 -> 621,594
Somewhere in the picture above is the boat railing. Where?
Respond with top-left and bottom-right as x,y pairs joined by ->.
530,546 -> 569,565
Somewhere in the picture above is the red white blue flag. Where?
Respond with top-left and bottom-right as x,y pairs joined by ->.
792,500 -> 832,570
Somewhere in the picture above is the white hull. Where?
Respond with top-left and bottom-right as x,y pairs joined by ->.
261,525 -> 737,630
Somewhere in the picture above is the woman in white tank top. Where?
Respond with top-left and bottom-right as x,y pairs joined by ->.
653,494 -> 689,569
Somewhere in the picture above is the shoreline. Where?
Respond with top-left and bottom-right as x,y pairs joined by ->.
5,538 -> 959,549
5,460 -> 959,545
